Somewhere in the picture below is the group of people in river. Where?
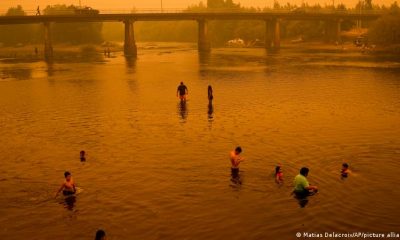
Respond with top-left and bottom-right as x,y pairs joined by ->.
230,145 -> 351,193
53,81 -> 351,238
176,81 -> 214,103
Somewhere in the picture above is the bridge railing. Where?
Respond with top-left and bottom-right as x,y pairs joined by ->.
0,8 -> 384,16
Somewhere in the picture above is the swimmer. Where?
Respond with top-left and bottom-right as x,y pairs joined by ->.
341,163 -> 351,178
95,229 -> 106,240
275,165 -> 283,184
177,82 -> 188,102
230,146 -> 244,178
55,171 -> 76,198
80,150 -> 86,161
293,167 -> 318,196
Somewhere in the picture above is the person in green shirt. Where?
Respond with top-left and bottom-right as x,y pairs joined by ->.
293,167 -> 318,196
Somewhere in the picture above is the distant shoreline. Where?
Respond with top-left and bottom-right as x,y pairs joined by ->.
0,42 -> 399,62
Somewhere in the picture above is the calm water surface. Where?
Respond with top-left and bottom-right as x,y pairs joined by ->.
0,44 -> 399,239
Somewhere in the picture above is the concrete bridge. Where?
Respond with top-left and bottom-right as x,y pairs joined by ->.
0,11 -> 382,60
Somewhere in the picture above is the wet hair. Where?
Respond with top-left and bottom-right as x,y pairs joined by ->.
300,167 -> 309,176
275,166 -> 281,174
64,171 -> 71,178
95,229 -> 106,240
235,146 -> 242,153
342,163 -> 349,168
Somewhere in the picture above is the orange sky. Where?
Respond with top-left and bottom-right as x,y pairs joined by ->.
0,0 -> 396,12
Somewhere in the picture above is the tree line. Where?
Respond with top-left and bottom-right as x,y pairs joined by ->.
0,5 -> 102,46
107,0 -> 400,46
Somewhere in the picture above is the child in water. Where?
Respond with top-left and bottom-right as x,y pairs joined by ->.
80,150 -> 86,161
341,163 -> 351,178
55,171 -> 76,197
275,165 -> 283,184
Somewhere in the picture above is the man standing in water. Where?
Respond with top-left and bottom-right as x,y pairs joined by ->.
55,171 -> 76,197
208,85 -> 213,102
230,146 -> 244,178
293,167 -> 318,196
177,82 -> 188,102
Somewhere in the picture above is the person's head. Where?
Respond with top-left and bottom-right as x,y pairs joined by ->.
275,166 -> 281,174
300,167 -> 309,177
208,85 -> 212,90
342,163 -> 349,169
180,82 -> 184,85
235,146 -> 242,155
80,150 -> 85,156
64,171 -> 72,180
95,229 -> 106,240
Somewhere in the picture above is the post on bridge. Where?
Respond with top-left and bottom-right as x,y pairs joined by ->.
265,18 -> 281,50
197,19 -> 211,52
43,22 -> 53,61
123,19 -> 137,57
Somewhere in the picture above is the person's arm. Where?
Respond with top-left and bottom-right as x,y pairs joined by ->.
55,183 -> 64,198
300,179 -> 316,191
72,182 -> 76,193
275,174 -> 280,183
185,87 -> 188,95
305,185 -> 318,191
176,88 -> 179,97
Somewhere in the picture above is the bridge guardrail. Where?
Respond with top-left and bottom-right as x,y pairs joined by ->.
0,8 -> 384,16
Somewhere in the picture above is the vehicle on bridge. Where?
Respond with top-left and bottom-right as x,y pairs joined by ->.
74,7 -> 99,15
291,8 -> 306,14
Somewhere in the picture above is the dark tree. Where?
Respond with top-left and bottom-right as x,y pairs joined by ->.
43,5 -> 103,44
0,6 -> 36,46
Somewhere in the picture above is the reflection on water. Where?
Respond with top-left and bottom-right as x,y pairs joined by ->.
63,196 -> 76,211
1,68 -> 32,80
125,56 -> 136,70
0,44 -> 399,239
46,62 -> 55,77
230,168 -> 242,186
207,102 -> 214,121
177,101 -> 188,121
294,193 -> 309,208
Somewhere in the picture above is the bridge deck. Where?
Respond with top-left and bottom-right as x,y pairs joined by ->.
0,12 -> 382,25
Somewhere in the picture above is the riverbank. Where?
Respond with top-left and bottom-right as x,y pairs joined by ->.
0,41 -> 399,62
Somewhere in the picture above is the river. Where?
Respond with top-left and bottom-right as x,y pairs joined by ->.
0,43 -> 399,239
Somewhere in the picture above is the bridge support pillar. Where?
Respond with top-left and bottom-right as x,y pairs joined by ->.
124,20 -> 137,57
334,19 -> 342,43
325,19 -> 342,43
43,22 -> 53,61
265,19 -> 280,50
265,20 -> 273,49
273,19 -> 281,49
198,19 -> 211,52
